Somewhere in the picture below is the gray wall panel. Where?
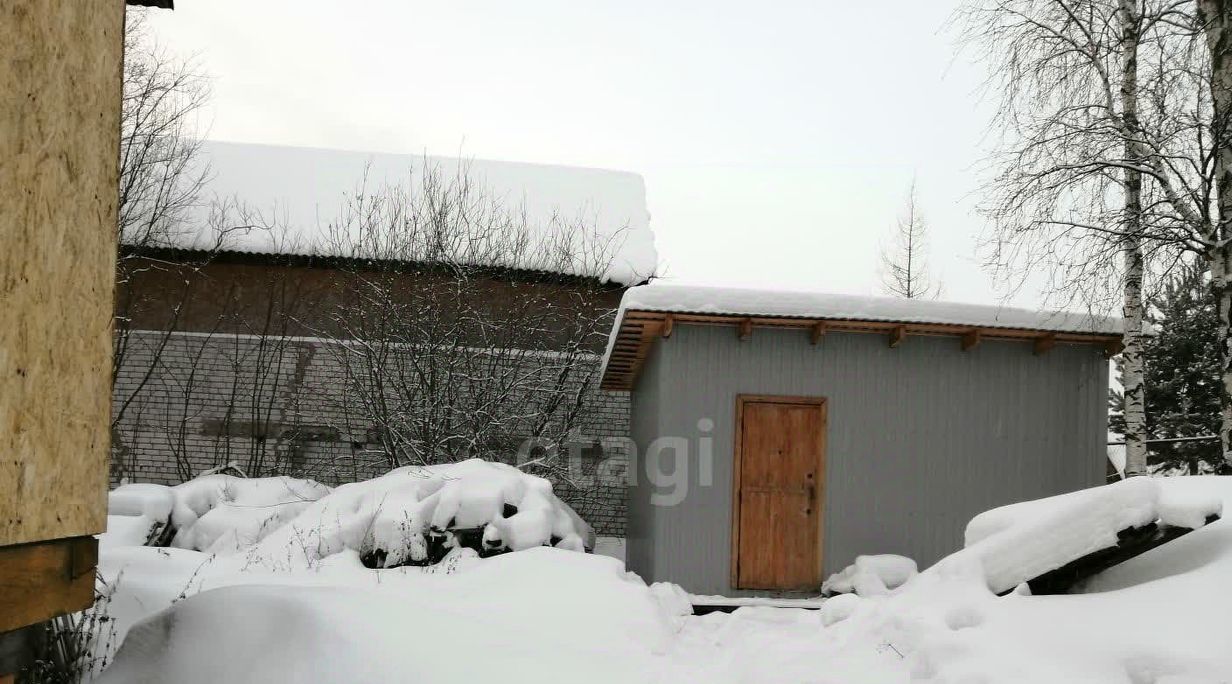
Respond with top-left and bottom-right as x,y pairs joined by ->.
627,324 -> 1109,595
625,343 -> 664,580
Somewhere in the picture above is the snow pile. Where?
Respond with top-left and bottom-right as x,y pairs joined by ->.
821,554 -> 918,596
97,549 -> 675,684
168,475 -> 331,554
105,460 -> 592,571
954,477 -> 1219,594
239,459 -> 594,570
102,484 -> 177,549
156,141 -> 657,286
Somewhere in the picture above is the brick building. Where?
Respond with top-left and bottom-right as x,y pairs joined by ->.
112,142 -> 656,537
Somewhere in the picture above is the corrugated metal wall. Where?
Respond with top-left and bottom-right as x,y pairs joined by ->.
626,343 -> 665,580
625,324 -> 1108,596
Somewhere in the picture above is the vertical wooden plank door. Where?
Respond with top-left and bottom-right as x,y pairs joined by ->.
733,396 -> 826,590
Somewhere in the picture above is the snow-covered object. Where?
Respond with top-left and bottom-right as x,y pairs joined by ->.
109,483 -> 176,520
234,460 -> 592,569
101,484 -> 178,549
153,141 -> 657,286
169,475 -> 331,554
104,461 -> 592,571
956,477 -> 1222,595
1157,484 -> 1223,530
821,554 -> 918,596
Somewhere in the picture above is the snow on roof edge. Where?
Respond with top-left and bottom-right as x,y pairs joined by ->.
135,140 -> 658,287
599,283 -> 1123,387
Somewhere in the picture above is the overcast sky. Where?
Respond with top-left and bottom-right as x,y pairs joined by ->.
147,1 -> 1034,306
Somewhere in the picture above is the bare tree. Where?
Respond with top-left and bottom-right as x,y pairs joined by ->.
319,162 -> 624,494
111,8 -> 213,474
956,0 -> 1200,475
880,179 -> 942,299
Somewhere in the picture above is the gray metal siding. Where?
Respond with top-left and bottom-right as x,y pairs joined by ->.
625,343 -> 664,581
628,324 -> 1108,595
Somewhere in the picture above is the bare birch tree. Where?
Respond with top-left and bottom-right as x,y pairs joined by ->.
881,179 -> 942,299
1119,0 -> 1150,476
957,0 -> 1189,475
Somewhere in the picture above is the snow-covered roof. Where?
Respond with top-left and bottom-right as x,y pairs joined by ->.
600,283 -> 1123,390
143,141 -> 658,286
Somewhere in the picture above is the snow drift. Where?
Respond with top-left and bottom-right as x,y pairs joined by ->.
95,476 -> 1232,683
104,460 -> 593,570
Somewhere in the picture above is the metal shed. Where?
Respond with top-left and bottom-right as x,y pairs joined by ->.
600,284 -> 1121,596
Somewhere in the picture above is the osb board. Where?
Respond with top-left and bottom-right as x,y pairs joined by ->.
0,1 -> 124,545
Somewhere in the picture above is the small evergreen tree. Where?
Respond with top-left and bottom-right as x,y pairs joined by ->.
1110,261 -> 1223,474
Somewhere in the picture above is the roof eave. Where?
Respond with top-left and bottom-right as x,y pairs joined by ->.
599,309 -> 1123,392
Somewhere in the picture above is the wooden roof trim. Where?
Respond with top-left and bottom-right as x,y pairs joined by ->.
600,309 -> 1123,391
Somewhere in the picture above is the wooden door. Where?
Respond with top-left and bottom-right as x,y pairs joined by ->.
733,395 -> 826,590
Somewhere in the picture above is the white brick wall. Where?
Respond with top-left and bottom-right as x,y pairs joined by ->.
112,330 -> 631,535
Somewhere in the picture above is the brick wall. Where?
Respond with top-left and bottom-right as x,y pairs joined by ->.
112,330 -> 631,536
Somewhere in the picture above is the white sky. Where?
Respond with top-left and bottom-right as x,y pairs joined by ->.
146,0 -> 1036,307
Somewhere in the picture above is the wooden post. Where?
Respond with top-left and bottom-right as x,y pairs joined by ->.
661,314 -> 674,339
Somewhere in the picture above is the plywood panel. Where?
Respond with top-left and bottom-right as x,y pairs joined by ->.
734,398 -> 824,590
0,0 -> 125,544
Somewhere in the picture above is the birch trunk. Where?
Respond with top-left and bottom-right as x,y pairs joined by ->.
1119,0 -> 1149,476
1197,0 -> 1232,469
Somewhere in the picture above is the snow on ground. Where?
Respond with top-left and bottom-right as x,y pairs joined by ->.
98,549 -> 673,684
94,475 -> 1232,683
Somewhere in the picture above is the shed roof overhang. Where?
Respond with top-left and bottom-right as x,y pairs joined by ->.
599,310 -> 1124,391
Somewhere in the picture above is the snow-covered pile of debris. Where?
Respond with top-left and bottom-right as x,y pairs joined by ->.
102,459 -> 593,569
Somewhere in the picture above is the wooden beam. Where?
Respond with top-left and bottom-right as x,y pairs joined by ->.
962,329 -> 981,351
661,314 -> 674,339
600,308 -> 1124,391
1034,334 -> 1057,356
0,537 -> 97,632
809,321 -> 827,345
888,325 -> 905,348
1104,338 -> 1125,359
